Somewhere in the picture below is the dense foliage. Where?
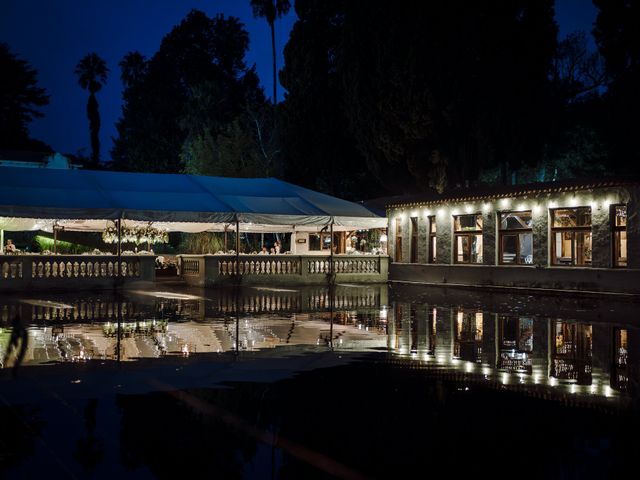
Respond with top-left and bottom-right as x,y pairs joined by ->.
4,1 -> 639,198
0,43 -> 50,151
111,10 -> 275,176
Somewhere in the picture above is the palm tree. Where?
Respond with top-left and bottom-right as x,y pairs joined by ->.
119,51 -> 147,88
75,53 -> 108,167
250,0 -> 291,105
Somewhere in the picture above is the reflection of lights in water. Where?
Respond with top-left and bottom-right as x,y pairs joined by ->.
252,287 -> 299,293
465,363 -> 474,373
181,344 -> 190,356
501,372 -> 509,385
19,299 -> 75,309
570,384 -> 577,394
604,386 -> 613,398
482,367 -> 491,376
129,290 -> 203,300
533,375 -> 541,384
549,377 -> 558,387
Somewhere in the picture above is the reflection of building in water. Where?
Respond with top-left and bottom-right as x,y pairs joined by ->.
453,310 -> 483,363
497,316 -> 533,374
550,321 -> 592,385
611,328 -> 629,392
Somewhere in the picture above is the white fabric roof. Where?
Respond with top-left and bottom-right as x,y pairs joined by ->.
0,167 -> 386,232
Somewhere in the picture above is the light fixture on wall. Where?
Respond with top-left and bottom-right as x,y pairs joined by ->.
500,198 -> 510,209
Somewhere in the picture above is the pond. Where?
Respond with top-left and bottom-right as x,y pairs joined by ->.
1,282 -> 639,479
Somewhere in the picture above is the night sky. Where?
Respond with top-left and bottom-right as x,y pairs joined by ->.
2,0 -> 595,159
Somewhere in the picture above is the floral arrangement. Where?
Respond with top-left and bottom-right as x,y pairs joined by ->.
102,224 -> 169,244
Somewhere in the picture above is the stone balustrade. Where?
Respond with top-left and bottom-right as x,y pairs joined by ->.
177,254 -> 389,287
0,254 -> 156,291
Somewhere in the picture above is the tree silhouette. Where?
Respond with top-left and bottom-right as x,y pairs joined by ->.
0,43 -> 50,150
250,0 -> 291,105
75,53 -> 108,167
119,51 -> 147,88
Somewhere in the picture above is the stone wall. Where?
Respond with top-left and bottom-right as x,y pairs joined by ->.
388,185 -> 640,270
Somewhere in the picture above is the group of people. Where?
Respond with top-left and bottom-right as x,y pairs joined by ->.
259,240 -> 281,255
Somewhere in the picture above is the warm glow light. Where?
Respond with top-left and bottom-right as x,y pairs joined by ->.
548,200 -> 557,209
603,198 -> 612,208
533,204 -> 541,214
464,204 -> 473,214
500,198 -> 511,208
590,200 -> 598,210
451,208 -> 460,216
423,209 -> 431,216
482,203 -> 491,213
517,203 -> 528,211
437,208 -> 445,217
379,234 -> 388,243
411,211 -> 418,217
569,196 -> 579,207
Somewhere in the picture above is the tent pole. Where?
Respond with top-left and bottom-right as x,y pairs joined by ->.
224,225 -> 228,252
329,221 -> 334,278
235,219 -> 240,253
235,217 -> 240,280
116,218 -> 122,286
53,224 -> 58,254
0,229 -> 4,254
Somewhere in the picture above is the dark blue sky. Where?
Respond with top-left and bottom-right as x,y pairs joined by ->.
2,0 -> 595,159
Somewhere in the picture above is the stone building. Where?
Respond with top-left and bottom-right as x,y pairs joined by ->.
386,179 -> 640,294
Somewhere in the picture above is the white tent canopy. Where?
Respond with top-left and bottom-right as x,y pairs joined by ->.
0,167 -> 386,233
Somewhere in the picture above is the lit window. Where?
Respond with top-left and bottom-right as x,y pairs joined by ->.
551,207 -> 592,266
612,205 -> 627,267
499,211 -> 533,265
454,214 -> 482,264
428,215 -> 436,263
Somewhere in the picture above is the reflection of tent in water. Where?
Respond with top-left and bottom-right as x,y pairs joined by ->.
14,315 -> 387,364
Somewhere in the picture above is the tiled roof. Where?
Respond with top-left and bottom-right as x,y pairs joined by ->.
385,178 -> 640,209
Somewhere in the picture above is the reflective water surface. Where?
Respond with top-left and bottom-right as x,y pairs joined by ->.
1,282 -> 639,479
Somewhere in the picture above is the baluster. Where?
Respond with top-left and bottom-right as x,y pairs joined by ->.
1,261 -> 8,279
80,262 -> 86,277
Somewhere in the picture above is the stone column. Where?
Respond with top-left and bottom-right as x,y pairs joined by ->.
482,209 -> 496,265
532,201 -> 549,267
436,210 -> 452,264
591,200 -> 611,268
417,216 -> 428,264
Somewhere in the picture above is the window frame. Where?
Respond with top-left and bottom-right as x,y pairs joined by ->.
611,204 -> 627,268
550,207 -> 593,267
498,210 -> 533,265
428,215 -> 437,263
453,213 -> 483,264
395,218 -> 403,262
